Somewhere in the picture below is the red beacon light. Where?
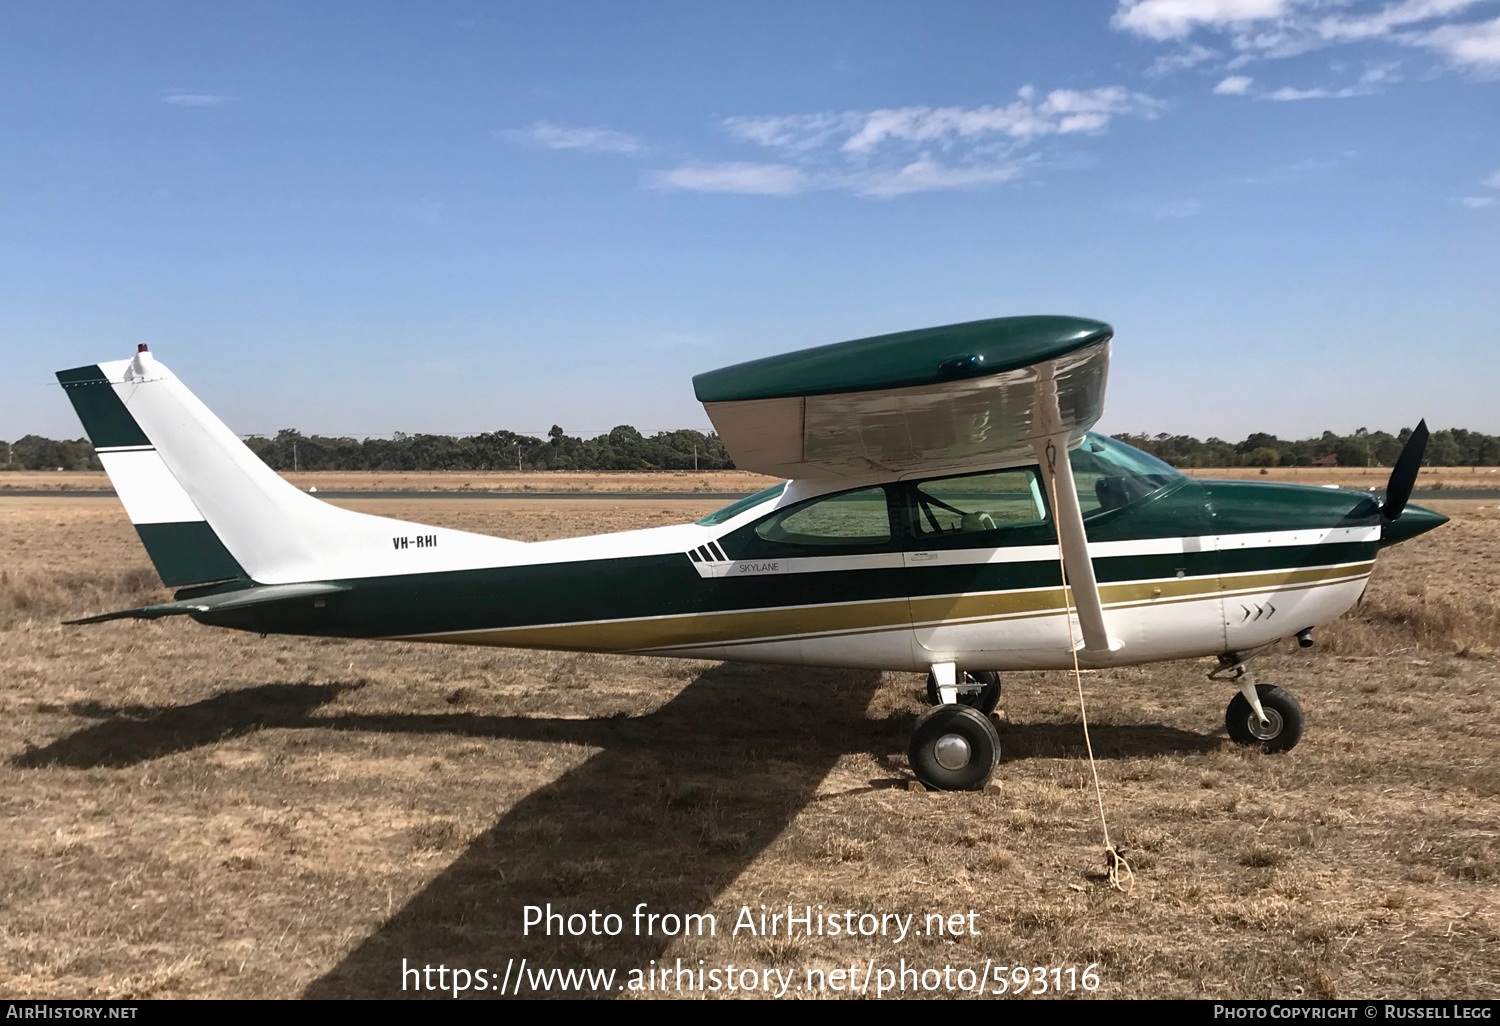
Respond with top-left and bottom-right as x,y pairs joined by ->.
137,344 -> 149,353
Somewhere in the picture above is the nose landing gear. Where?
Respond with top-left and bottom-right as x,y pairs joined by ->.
1212,654 -> 1305,753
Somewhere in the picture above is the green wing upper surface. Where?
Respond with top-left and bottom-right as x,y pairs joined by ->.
693,315 -> 1111,403
695,316 -> 1113,481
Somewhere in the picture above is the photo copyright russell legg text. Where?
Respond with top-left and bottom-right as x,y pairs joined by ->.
399,902 -> 1103,997
1215,1007 -> 1492,1020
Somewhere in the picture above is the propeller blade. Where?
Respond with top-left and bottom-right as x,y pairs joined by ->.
1382,419 -> 1429,522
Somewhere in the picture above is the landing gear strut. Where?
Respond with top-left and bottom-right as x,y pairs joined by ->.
924,668 -> 1002,715
1211,654 -> 1305,753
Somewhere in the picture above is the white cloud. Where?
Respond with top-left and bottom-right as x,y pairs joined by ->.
651,87 -> 1157,198
720,88 -> 1158,159
850,158 -> 1028,198
505,121 -> 643,154
1113,0 -> 1301,41
649,157 -> 1031,198
1214,74 -> 1256,93
1265,84 -> 1363,98
1113,0 -> 1500,73
1215,68 -> 1391,99
724,113 -> 858,152
1258,63 -> 1403,98
833,88 -> 1159,152
1316,0 -> 1490,43
647,163 -> 807,195
1148,43 -> 1223,74
161,93 -> 228,107
1416,14 -> 1500,68
1357,61 -> 1406,85
1459,169 -> 1500,204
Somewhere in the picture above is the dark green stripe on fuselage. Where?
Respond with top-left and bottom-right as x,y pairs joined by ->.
55,365 -> 150,449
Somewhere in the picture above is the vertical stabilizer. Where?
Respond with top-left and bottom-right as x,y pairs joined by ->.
58,356 -> 245,586
58,348 -> 518,586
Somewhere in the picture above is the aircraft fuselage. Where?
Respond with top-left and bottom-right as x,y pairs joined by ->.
193,469 -> 1445,673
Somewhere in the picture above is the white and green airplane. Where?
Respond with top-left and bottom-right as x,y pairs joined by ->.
58,316 -> 1446,791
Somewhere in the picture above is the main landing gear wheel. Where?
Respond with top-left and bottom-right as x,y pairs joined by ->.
908,704 -> 1001,791
1225,684 -> 1304,753
925,669 -> 1002,716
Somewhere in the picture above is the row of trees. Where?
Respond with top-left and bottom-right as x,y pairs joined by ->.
4,425 -> 1499,473
1,436 -> 102,472
1113,426 -> 1500,469
239,425 -> 736,472
0,426 -> 736,473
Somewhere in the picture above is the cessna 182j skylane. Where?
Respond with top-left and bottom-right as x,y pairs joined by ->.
58,316 -> 1446,791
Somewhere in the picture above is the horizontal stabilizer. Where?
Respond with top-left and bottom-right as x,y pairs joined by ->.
65,582 -> 351,625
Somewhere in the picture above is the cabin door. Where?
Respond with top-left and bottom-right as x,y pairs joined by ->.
902,466 -> 1070,663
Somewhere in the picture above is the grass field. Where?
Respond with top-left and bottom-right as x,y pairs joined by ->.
0,494 -> 1496,999
0,470 -> 778,494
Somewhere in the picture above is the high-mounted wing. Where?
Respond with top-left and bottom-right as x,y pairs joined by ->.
694,315 -> 1111,482
696,315 -> 1120,656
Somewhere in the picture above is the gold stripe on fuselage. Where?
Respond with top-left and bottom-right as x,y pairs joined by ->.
401,561 -> 1373,654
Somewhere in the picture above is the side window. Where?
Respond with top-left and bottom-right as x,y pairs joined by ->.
755,487 -> 892,547
911,468 -> 1047,540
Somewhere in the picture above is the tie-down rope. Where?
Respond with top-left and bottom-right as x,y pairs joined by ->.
1044,441 -> 1134,894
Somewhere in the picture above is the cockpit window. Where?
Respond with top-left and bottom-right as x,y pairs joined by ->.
696,482 -> 787,526
1069,433 -> 1183,516
912,468 -> 1047,538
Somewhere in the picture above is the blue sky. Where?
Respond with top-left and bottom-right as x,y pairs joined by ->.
3,1 -> 1497,443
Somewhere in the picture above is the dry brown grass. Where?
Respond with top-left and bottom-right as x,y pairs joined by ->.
0,496 -> 1495,999
7,465 -> 1499,494
0,568 -> 166,631
1322,587 -> 1500,657
1322,501 -> 1500,657
0,470 -> 780,494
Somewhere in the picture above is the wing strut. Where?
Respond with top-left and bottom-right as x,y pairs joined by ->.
1032,361 -> 1121,657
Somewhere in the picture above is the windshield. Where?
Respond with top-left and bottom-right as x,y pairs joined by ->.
1070,433 -> 1183,515
696,481 -> 788,526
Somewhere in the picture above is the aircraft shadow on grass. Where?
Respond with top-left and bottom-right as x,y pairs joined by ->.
14,665 -> 1218,998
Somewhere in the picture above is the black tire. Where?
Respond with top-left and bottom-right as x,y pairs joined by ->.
1225,684 -> 1304,753
908,704 -> 1001,791
925,670 -> 1002,715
